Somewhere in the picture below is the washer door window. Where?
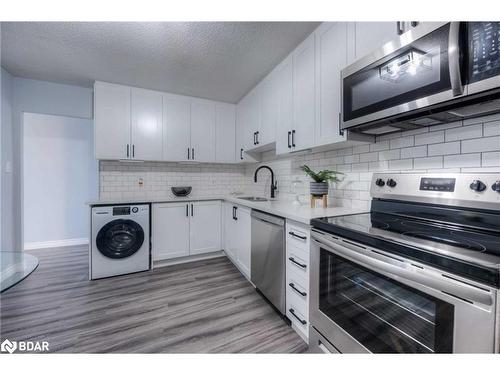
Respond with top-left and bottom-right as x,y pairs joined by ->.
96,219 -> 145,259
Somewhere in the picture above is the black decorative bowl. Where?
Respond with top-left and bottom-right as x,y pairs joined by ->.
171,186 -> 192,197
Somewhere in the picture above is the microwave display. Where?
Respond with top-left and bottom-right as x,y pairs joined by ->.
469,22 -> 500,83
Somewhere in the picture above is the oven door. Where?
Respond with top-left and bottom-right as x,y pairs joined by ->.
310,230 -> 497,353
342,22 -> 463,134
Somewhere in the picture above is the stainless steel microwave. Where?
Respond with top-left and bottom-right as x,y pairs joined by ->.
341,22 -> 500,135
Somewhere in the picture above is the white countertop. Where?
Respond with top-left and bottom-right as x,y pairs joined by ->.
87,196 -> 367,224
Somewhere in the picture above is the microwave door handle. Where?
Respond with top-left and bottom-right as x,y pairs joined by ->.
448,21 -> 463,97
311,236 -> 493,306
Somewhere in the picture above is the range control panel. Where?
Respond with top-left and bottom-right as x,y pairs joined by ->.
370,173 -> 500,211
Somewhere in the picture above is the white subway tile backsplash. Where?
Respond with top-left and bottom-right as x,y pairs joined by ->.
414,131 -> 444,146
428,141 -> 460,156
378,149 -> 401,161
445,124 -> 482,142
413,156 -> 443,169
444,153 -> 481,168
369,141 -> 390,152
482,152 -> 500,167
389,159 -> 413,170
484,121 -> 500,137
360,152 -> 378,162
390,136 -> 414,149
462,136 -> 500,153
401,146 -> 427,159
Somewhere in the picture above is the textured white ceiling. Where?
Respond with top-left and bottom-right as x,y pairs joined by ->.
1,22 -> 319,103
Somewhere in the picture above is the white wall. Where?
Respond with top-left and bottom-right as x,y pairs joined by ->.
1,68 -> 14,251
23,113 -> 97,249
9,78 -> 93,250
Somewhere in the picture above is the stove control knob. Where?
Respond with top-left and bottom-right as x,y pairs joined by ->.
375,178 -> 385,187
387,179 -> 397,188
470,180 -> 486,192
492,181 -> 500,192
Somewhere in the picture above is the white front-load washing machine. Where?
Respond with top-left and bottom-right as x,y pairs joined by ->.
91,204 -> 150,280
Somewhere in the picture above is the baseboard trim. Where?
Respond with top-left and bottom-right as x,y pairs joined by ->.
24,238 -> 89,250
153,251 -> 225,269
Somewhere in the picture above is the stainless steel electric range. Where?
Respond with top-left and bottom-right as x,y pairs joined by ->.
309,173 -> 500,354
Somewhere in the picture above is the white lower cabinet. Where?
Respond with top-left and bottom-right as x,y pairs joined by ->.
285,220 -> 311,341
223,202 -> 251,278
153,201 -> 221,261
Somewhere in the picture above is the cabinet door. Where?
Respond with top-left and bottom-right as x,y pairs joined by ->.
236,98 -> 259,163
235,205 -> 251,278
275,56 -> 294,155
215,103 -> 236,163
354,22 -> 397,59
292,34 -> 316,152
153,202 -> 190,261
131,88 -> 163,161
259,73 -> 278,147
189,201 -> 222,255
315,22 -> 348,147
223,202 -> 237,260
191,99 -> 216,162
163,94 -> 191,161
94,82 -> 131,160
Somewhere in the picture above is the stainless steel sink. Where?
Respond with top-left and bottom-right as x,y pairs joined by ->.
237,196 -> 268,202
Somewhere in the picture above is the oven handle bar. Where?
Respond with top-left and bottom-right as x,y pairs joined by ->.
311,234 -> 493,307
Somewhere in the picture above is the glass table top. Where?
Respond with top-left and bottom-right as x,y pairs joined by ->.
0,251 -> 39,292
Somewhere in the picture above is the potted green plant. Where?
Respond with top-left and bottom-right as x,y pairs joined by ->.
300,165 -> 343,196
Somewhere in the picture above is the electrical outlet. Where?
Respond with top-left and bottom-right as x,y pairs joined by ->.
138,178 -> 144,186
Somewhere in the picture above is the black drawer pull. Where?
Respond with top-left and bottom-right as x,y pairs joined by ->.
289,308 -> 307,325
289,283 -> 307,297
289,231 -> 307,240
288,257 -> 306,269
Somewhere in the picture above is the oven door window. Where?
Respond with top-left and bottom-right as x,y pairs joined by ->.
319,249 -> 454,353
343,23 -> 452,122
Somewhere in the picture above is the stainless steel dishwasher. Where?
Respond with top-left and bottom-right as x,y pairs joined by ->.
251,210 -> 285,315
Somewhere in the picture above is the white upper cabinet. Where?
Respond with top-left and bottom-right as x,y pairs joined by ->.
275,56 -> 294,155
292,34 -> 316,152
190,99 -> 216,162
131,88 -> 163,161
314,22 -> 348,146
354,22 -> 398,60
94,82 -> 131,160
215,103 -> 236,163
162,94 -> 191,161
236,94 -> 260,163
259,72 -> 279,147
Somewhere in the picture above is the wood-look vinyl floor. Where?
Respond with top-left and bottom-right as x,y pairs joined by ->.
0,246 -> 308,353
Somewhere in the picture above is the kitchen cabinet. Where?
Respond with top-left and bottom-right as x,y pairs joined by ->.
131,88 -> 163,161
291,34 -> 316,152
189,201 -> 222,255
162,94 -> 191,161
236,96 -> 260,163
94,82 -> 131,160
215,103 -> 236,163
190,99 -> 216,162
153,201 -> 222,261
314,22 -> 348,147
258,72 -> 279,148
223,202 -> 251,278
153,202 -> 190,260
275,56 -> 294,155
354,22 -> 399,59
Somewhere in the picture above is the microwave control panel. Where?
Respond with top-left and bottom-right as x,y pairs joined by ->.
469,22 -> 500,83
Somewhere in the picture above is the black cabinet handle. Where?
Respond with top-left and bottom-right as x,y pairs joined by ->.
253,132 -> 256,145
233,206 -> 238,220
338,113 -> 344,136
289,308 -> 307,325
240,148 -> 244,160
191,203 -> 194,216
132,144 -> 135,158
126,144 -> 129,158
289,231 -> 307,240
192,148 -> 195,160
186,204 -> 189,217
396,21 -> 404,35
187,147 -> 190,160
291,130 -> 296,147
288,257 -> 306,269
287,131 -> 291,148
256,131 -> 259,145
289,283 -> 307,297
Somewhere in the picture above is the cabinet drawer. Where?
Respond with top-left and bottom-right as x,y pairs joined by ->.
286,272 -> 309,306
286,245 -> 309,281
286,221 -> 310,251
286,291 -> 309,338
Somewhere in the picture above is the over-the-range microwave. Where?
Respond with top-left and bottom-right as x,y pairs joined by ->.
342,22 -> 500,135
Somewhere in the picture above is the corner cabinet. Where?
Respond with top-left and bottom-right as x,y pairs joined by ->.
223,202 -> 251,278
153,201 -> 222,262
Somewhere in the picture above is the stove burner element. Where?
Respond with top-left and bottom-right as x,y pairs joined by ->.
401,231 -> 487,252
